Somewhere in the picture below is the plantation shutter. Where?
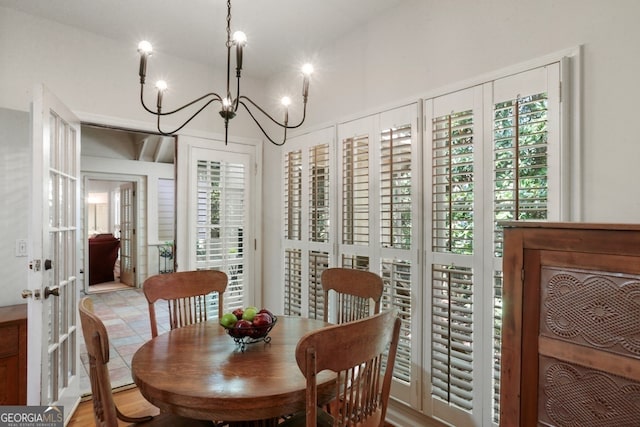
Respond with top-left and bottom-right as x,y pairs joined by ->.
175,136 -> 258,328
336,104 -> 420,405
380,124 -> 412,249
284,248 -> 302,316
195,159 -> 247,314
425,86 -> 484,424
284,150 -> 302,241
378,110 -> 417,401
342,134 -> 370,246
487,63 -> 561,424
307,143 -> 330,319
282,128 -> 335,318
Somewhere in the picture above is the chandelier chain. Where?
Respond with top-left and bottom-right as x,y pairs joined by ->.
226,0 -> 232,48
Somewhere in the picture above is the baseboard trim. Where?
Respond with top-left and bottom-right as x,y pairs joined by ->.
386,399 -> 450,427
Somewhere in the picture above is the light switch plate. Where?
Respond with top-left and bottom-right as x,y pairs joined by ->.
16,239 -> 27,257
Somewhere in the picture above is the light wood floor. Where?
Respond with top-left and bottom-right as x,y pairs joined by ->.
69,386 -> 397,426
68,386 -> 160,426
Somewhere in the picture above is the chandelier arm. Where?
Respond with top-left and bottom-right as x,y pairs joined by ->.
155,98 -> 222,135
239,95 -> 308,129
140,84 -> 223,116
238,100 -> 287,146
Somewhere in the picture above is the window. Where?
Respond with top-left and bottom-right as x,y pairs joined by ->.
282,128 -> 335,318
281,59 -> 569,427
176,136 -> 257,318
337,104 -> 420,405
424,64 -> 562,425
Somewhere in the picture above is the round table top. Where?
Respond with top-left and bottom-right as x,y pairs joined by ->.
131,315 -> 335,421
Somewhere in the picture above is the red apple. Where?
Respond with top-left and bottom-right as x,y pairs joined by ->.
257,308 -> 274,322
252,313 -> 271,327
232,308 -> 244,320
234,319 -> 253,337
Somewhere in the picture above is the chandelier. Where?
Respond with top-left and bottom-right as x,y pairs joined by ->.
136,0 -> 313,146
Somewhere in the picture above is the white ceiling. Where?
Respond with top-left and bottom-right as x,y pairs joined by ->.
0,0 -> 404,79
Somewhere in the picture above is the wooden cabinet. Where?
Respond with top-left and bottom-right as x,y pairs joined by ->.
500,222 -> 640,426
0,304 -> 27,405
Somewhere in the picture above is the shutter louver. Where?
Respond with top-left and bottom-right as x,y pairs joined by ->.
285,150 -> 302,241
432,110 -> 474,255
309,144 -> 330,243
431,264 -> 474,412
308,251 -> 328,320
381,258 -> 412,384
342,135 -> 369,245
380,125 -> 412,249
493,92 -> 548,257
341,254 -> 370,270
493,270 -> 503,423
284,249 -> 302,316
195,160 -> 246,313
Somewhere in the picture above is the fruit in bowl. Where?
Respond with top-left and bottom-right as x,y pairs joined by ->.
220,306 -> 277,341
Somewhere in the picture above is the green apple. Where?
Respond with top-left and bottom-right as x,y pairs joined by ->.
242,307 -> 258,321
220,312 -> 238,328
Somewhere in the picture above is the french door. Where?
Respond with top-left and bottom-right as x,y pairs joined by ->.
176,135 -> 260,314
27,84 -> 81,422
119,182 -> 136,286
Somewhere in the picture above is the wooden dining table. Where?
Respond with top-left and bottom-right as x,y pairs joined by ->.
131,315 -> 336,423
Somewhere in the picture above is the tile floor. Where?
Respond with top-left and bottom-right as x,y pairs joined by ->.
79,286 -> 171,395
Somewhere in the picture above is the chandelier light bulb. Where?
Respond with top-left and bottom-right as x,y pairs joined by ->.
281,96 -> 292,107
301,63 -> 314,76
137,40 -> 153,54
232,31 -> 247,45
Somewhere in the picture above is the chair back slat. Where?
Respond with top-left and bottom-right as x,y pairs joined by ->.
143,270 -> 228,337
322,268 -> 384,323
296,309 -> 401,427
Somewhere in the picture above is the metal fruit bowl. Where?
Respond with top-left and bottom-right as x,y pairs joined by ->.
224,316 -> 277,351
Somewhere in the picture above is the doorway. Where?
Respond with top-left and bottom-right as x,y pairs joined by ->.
86,179 -> 135,290
81,123 -> 176,294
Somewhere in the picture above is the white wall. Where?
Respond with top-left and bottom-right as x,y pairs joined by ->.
267,0 -> 640,222
0,108 -> 30,306
0,6 -> 265,137
0,6 -> 268,306
3,1 -> 640,307
261,0 -> 640,310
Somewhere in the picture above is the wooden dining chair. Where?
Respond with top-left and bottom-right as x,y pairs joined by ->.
321,267 -> 384,323
281,309 -> 401,427
78,297 -> 213,427
143,270 -> 228,337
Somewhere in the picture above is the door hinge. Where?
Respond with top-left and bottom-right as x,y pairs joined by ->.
521,268 -> 525,283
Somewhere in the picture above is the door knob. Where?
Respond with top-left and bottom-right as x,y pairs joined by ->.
44,259 -> 52,270
44,286 -> 60,299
